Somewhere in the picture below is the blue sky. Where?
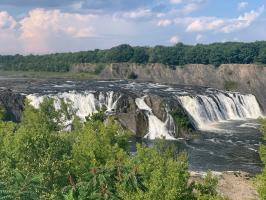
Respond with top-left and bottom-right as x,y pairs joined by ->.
0,0 -> 265,54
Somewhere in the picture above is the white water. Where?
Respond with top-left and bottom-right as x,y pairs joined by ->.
135,96 -> 176,140
27,87 -> 263,139
27,91 -> 121,120
178,92 -> 263,130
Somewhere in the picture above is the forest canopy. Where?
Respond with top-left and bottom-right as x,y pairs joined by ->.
0,41 -> 266,72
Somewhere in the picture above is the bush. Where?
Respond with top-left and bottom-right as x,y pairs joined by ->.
171,108 -> 192,136
0,101 -> 225,199
94,63 -> 106,75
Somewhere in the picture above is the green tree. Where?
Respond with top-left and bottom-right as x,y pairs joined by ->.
256,48 -> 266,64
131,47 -> 149,63
0,170 -> 43,200
0,99 -> 225,200
105,44 -> 134,63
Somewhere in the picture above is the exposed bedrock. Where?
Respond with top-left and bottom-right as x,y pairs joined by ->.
0,89 -> 24,122
100,63 -> 266,112
0,80 -> 263,139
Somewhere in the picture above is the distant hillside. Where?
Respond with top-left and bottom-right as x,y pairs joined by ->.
0,41 -> 266,72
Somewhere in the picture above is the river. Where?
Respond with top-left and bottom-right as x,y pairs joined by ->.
0,78 -> 264,173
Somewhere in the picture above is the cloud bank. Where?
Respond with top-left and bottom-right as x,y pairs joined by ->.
0,1 -> 264,54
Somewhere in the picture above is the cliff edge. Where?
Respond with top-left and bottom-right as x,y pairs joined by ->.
100,63 -> 266,112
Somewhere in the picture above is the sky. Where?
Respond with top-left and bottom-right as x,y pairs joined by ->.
0,0 -> 265,54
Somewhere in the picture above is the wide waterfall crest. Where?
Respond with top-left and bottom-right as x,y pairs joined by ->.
178,92 -> 263,130
135,96 -> 176,140
27,91 -> 121,120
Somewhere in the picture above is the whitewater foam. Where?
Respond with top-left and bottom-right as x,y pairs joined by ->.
135,96 -> 176,140
178,92 -> 263,130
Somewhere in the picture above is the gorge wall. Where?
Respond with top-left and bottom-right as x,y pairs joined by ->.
100,64 -> 266,112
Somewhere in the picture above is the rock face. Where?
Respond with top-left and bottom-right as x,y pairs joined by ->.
100,63 -> 266,112
113,94 -> 150,137
0,89 -> 24,122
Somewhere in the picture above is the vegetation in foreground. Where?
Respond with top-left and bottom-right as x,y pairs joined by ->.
0,99 -> 225,200
257,119 -> 266,199
0,41 -> 266,72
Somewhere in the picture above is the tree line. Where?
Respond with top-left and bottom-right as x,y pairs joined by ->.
0,41 -> 266,72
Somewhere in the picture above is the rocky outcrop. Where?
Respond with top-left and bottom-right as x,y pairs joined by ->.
100,63 -> 266,112
114,94 -> 170,137
0,89 -> 24,122
0,85 -> 174,137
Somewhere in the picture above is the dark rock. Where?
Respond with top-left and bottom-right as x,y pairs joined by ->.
0,89 -> 25,122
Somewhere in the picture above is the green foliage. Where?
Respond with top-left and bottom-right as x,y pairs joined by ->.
94,63 -> 106,75
0,170 -> 43,200
256,119 -> 266,199
194,172 -> 220,200
224,81 -> 238,91
88,110 -> 106,123
105,44 -> 134,63
0,101 -> 225,199
1,41 -> 266,72
256,48 -> 266,64
171,108 -> 192,136
64,165 -> 147,200
131,47 -> 149,63
0,106 -> 5,121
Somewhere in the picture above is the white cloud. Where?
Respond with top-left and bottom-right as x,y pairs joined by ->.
238,2 -> 248,10
222,5 -> 264,33
170,35 -> 180,44
120,8 -> 151,19
157,19 -> 172,27
0,11 -> 20,54
181,3 -> 202,14
19,8 -> 96,53
0,11 -> 16,29
184,5 -> 264,33
186,17 -> 224,32
20,9 -> 95,39
169,0 -> 183,4
170,0 -> 207,14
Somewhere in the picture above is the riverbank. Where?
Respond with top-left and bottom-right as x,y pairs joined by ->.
0,70 -> 97,80
190,171 -> 259,200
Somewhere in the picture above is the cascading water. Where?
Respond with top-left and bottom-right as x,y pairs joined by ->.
135,96 -> 176,140
27,91 -> 121,120
178,92 -> 263,130
3,78 -> 265,172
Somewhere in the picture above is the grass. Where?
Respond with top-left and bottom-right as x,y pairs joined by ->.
0,70 -> 98,80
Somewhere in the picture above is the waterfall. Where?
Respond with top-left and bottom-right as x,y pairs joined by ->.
135,97 -> 176,140
178,92 -> 263,130
27,91 -> 121,120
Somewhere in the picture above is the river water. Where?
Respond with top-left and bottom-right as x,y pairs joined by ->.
0,78 -> 264,173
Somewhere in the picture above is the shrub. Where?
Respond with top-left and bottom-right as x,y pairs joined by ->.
171,108 -> 192,136
94,63 -> 106,75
